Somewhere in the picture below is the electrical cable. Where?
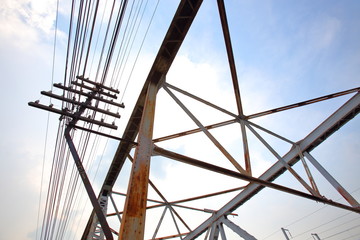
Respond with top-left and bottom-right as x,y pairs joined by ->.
101,0 -> 129,85
340,232 -> 360,240
36,0 -> 60,238
111,0 -> 146,88
94,0 -> 117,84
292,212 -> 352,238
323,224 -> 360,239
109,0 -> 139,87
262,187 -> 360,240
88,0 -> 111,77
36,111 -> 51,240
119,0 -> 160,102
82,0 -> 101,77
304,216 -> 360,240
38,0 -> 163,239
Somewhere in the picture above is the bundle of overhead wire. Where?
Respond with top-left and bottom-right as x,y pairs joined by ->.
37,0 -> 160,239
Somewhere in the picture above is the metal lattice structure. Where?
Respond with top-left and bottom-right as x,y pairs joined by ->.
29,0 -> 359,239
82,0 -> 360,239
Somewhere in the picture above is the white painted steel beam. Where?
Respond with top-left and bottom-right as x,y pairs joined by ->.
221,217 -> 257,240
304,151 -> 359,207
184,92 -> 360,239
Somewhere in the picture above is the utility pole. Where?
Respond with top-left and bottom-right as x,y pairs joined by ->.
29,75 -> 124,240
281,228 -> 292,240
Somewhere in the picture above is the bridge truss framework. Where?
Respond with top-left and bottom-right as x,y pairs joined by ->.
82,0 -> 360,239
29,0 -> 360,239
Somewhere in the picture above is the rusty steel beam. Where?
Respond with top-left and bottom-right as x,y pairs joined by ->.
100,0 -> 203,191
247,87 -> 360,119
217,0 -> 251,175
148,179 -> 192,232
170,186 -> 246,204
183,91 -> 360,239
153,87 -> 360,144
164,82 -> 237,117
164,85 -> 248,175
244,122 -> 320,197
149,232 -> 189,240
83,1 -> 203,238
152,146 -> 360,214
153,119 -> 237,143
126,153 -> 192,232
118,82 -> 157,239
304,152 -> 359,207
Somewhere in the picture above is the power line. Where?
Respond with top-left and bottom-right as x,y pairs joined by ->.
120,0 -> 160,102
323,224 -> 360,239
262,188 -> 360,240
292,212 -> 352,238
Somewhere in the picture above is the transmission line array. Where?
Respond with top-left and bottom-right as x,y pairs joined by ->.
33,0 -> 160,239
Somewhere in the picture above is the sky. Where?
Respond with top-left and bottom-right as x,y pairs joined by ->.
0,0 -> 360,240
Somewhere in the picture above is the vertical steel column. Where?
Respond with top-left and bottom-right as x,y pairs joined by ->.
118,82 -> 158,240
217,0 -> 251,175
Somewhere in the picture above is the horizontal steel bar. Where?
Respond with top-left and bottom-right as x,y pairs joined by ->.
76,75 -> 120,94
172,204 -> 238,216
164,82 -> 238,118
247,87 -> 360,119
111,191 -> 164,204
28,102 -> 118,130
170,186 -> 246,204
153,145 -> 360,214
107,203 -> 165,217
53,83 -> 125,108
148,232 -> 189,240
73,125 -> 137,145
153,119 -> 237,143
106,202 -> 237,218
41,91 -> 121,118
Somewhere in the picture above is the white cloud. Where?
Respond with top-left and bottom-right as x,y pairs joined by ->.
0,0 -> 64,50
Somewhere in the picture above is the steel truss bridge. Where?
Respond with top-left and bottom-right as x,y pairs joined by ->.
29,0 -> 360,239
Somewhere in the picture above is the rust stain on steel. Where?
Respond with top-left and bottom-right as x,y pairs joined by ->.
247,87 -> 360,119
153,119 -> 237,143
337,187 -> 360,208
153,146 -> 360,214
217,0 -> 252,175
149,232 -> 190,240
119,83 -> 157,240
243,136 -> 251,175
